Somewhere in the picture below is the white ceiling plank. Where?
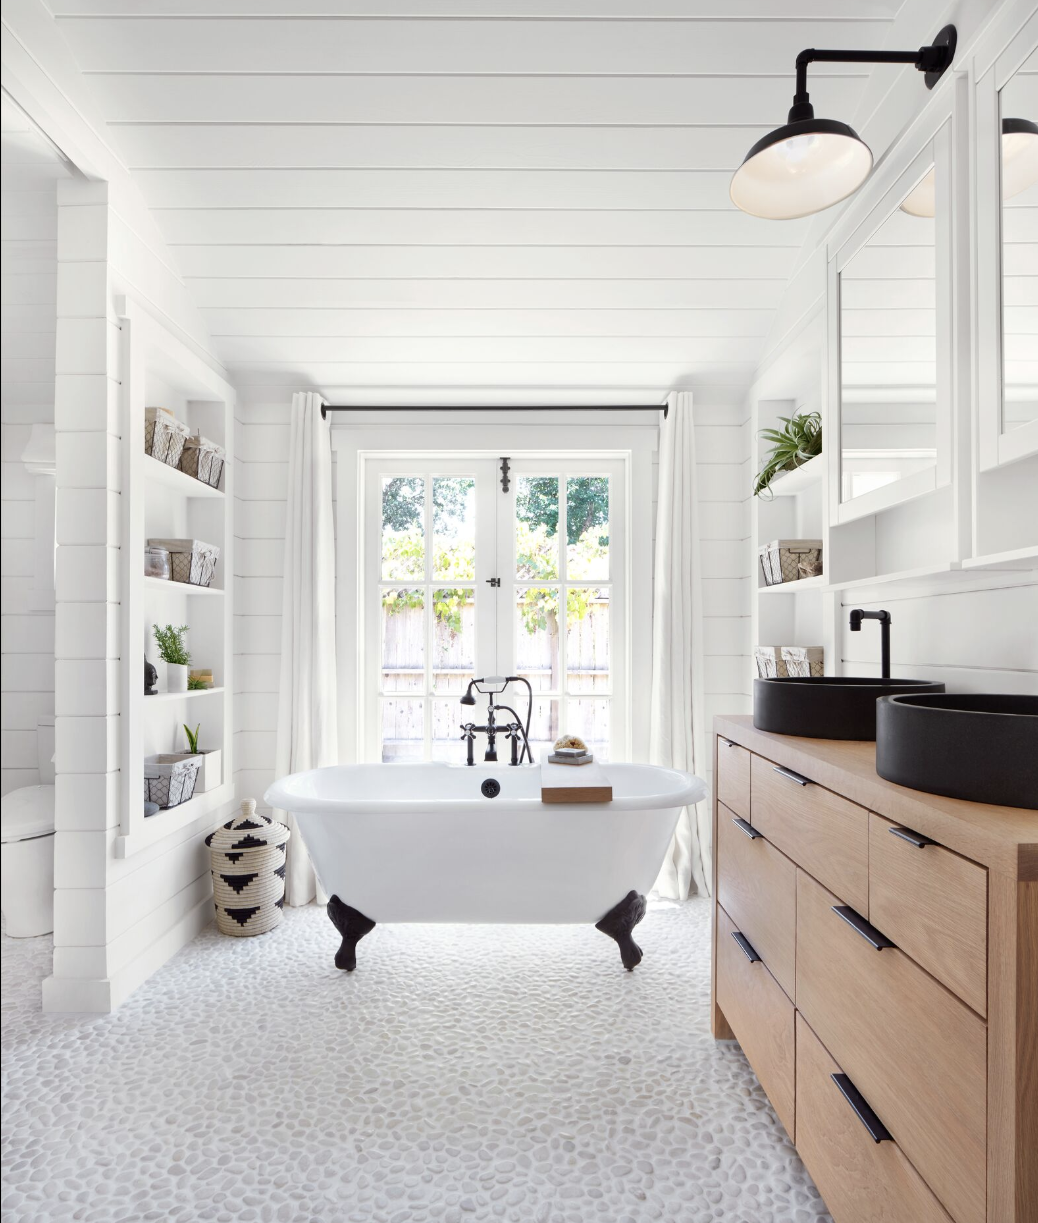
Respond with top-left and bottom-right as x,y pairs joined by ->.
132,168 -> 736,209
214,335 -> 763,363
228,360 -> 756,386
232,382 -> 748,408
154,207 -> 809,246
200,306 -> 774,337
188,277 -> 788,308
89,71 -> 867,126
113,122 -> 775,172
175,244 -> 799,279
57,17 -> 892,75
50,2 -> 901,18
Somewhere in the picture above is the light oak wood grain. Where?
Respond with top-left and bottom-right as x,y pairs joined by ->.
716,737 -> 751,820
717,802 -> 796,999
711,735 -> 735,1040
795,1014 -> 953,1223
715,715 -> 1038,880
795,869 -> 986,1223
751,752 -> 869,914
715,904 -> 795,1140
869,812 -> 987,1016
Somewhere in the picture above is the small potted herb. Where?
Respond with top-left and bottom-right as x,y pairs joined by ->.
753,411 -> 822,499
168,722 -> 222,792
153,624 -> 190,693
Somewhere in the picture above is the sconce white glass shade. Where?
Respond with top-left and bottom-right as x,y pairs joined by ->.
730,118 -> 874,220
1002,118 -> 1038,200
900,166 -> 936,217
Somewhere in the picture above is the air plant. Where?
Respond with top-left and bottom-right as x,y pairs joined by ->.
753,411 -> 822,499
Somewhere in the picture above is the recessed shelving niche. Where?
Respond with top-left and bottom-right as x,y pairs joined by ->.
119,299 -> 236,859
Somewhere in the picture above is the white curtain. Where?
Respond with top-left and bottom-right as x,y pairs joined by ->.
650,391 -> 710,900
274,391 -> 338,906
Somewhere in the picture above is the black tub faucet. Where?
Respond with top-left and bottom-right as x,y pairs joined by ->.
849,608 -> 892,679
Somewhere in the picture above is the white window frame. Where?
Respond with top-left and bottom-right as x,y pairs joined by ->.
333,415 -> 657,766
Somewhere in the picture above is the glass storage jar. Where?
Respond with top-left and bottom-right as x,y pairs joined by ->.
144,545 -> 171,580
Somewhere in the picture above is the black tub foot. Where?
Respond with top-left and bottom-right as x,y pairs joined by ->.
595,890 -> 647,971
327,895 -> 376,971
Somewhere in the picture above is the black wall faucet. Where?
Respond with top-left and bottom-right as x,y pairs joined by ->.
849,608 -> 892,679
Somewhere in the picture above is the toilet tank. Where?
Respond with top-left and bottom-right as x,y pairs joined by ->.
38,717 -> 55,785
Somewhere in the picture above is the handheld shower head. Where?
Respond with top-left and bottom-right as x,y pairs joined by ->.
459,681 -> 477,706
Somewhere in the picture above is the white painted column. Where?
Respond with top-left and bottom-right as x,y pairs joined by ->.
44,180 -> 122,1013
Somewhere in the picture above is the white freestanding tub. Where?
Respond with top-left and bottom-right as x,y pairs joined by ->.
265,762 -> 706,971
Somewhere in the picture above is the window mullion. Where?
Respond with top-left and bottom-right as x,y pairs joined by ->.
557,474 -> 567,735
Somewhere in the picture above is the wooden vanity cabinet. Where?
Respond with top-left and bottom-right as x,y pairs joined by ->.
712,715 -> 1038,1223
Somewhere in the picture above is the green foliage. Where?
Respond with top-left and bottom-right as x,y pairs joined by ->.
153,623 -> 190,666
183,723 -> 200,753
753,411 -> 822,499
381,477 -> 472,532
516,476 -> 609,546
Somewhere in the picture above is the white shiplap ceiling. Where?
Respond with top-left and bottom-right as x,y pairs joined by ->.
49,1 -> 907,406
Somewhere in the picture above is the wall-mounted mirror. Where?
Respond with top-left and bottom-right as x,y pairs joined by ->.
835,128 -> 949,517
998,49 -> 1038,436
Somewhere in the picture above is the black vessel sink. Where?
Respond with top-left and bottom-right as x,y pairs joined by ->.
754,677 -> 946,741
876,693 -> 1038,808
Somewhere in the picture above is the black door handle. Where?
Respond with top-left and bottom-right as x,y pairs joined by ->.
832,905 -> 895,950
773,764 -> 810,786
831,1074 -> 892,1143
731,931 -> 761,963
889,825 -> 936,848
732,816 -> 762,840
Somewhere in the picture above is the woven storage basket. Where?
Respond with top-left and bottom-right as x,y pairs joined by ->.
781,645 -> 825,678
147,537 -> 219,587
759,539 -> 823,586
754,646 -> 788,678
180,433 -> 226,490
143,755 -> 201,808
206,800 -> 290,937
145,407 -> 190,468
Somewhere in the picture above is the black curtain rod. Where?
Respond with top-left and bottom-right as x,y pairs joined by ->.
321,403 -> 668,420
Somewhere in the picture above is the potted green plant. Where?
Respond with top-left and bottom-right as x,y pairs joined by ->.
153,624 -> 191,693
167,722 -> 222,792
753,411 -> 822,499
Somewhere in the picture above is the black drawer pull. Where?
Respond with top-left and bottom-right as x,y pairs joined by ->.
889,825 -> 936,849
731,931 -> 761,963
832,905 -> 895,950
831,1074 -> 892,1143
722,738 -> 739,748
772,764 -> 810,786
732,816 -> 762,840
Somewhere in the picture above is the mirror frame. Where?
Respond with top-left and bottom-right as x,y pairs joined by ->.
828,122 -> 953,525
976,19 -> 1038,471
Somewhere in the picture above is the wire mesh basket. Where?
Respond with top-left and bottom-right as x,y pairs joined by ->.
147,537 -> 219,587
143,755 -> 201,809
180,433 -> 226,490
145,407 -> 190,468
758,539 -> 823,586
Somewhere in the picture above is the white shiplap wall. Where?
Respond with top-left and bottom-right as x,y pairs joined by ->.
236,401 -> 750,813
1,97 -> 69,796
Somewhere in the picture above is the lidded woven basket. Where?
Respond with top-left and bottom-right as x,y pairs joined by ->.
205,800 -> 290,937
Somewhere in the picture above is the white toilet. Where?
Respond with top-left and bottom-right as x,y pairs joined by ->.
1,718 -> 55,938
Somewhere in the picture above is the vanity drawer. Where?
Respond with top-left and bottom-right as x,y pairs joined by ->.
795,1014 -> 953,1223
795,869 -> 986,1223
716,737 -> 751,819
715,904 -> 795,1140
869,814 -> 987,1016
750,754 -> 869,913
716,803 -> 796,999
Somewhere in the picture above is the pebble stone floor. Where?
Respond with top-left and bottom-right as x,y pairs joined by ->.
2,898 -> 831,1223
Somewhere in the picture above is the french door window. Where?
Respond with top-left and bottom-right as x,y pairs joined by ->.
362,453 -> 628,764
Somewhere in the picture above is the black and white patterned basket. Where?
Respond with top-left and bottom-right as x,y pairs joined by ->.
205,800 -> 291,937
147,537 -> 220,587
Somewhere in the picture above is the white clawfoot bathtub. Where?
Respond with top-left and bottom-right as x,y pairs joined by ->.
265,762 -> 706,970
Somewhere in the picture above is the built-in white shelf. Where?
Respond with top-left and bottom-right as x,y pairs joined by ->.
757,574 -> 826,595
144,576 -> 225,597
115,782 -> 234,860
145,687 -> 225,703
765,455 -> 822,498
961,546 -> 1038,572
144,453 -> 224,499
822,563 -> 963,591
